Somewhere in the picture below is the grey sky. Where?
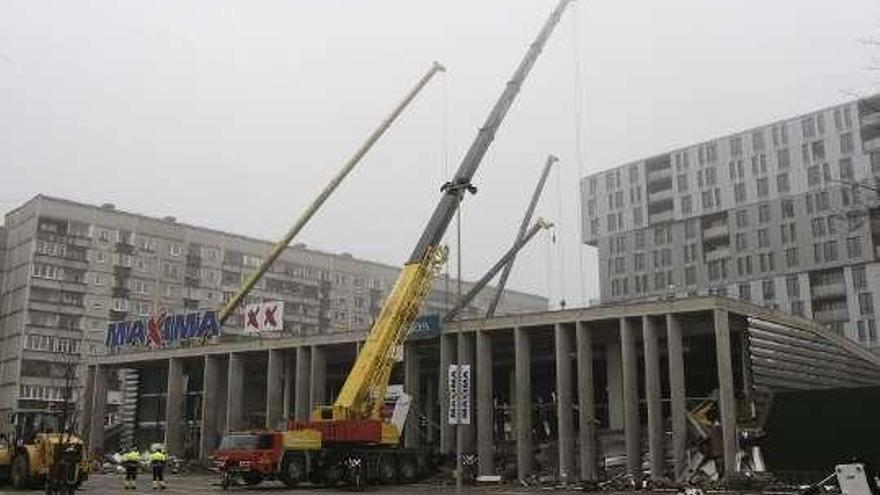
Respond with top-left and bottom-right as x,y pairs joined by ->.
2,0 -> 879,308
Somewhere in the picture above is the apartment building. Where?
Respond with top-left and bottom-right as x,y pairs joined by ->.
0,194 -> 546,423
582,93 -> 880,347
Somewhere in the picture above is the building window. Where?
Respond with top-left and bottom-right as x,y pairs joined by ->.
812,140 -> 826,161
32,263 -> 62,280
824,240 -> 838,261
635,230 -> 646,248
786,275 -> 800,298
735,233 -> 747,251
847,237 -> 863,258
776,173 -> 790,193
840,133 -> 854,154
859,293 -> 874,316
818,191 -> 830,211
730,136 -> 743,157
169,243 -> 184,257
677,174 -> 689,192
839,158 -> 854,180
739,283 -> 751,301
757,229 -> 769,248
756,177 -> 769,198
685,220 -> 696,240
633,206 -> 644,226
758,204 -> 771,223
811,217 -> 826,237
777,148 -> 790,168
853,266 -> 867,289
802,116 -> 816,139
734,183 -> 746,204
807,165 -> 820,187
680,196 -> 692,215
736,209 -> 749,229
762,280 -> 775,300
685,266 -> 696,285
785,247 -> 799,267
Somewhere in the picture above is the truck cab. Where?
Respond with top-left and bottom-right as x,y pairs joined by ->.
213,432 -> 283,487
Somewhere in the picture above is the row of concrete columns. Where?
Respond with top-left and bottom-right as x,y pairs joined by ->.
440,310 -> 738,482
84,344 -> 335,460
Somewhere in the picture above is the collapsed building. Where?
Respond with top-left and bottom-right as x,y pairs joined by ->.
83,296 -> 880,482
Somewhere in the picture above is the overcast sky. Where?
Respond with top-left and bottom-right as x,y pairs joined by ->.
2,0 -> 879,308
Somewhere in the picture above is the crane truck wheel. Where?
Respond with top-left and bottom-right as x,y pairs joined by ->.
11,453 -> 29,489
281,455 -> 305,487
398,455 -> 417,483
377,455 -> 398,485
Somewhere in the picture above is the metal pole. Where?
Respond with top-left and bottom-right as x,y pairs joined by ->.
445,219 -> 553,322
455,203 -> 463,493
218,61 -> 446,324
486,155 -> 557,317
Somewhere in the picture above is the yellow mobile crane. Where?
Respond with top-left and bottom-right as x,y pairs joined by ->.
278,0 -> 575,486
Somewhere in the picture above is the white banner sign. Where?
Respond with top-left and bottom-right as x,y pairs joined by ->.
447,364 -> 471,425
244,301 -> 284,333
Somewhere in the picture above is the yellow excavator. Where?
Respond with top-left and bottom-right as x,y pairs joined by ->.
0,412 -> 88,491
213,0 -> 575,486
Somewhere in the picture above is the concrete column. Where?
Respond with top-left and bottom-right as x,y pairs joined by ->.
606,342 -> 624,430
88,365 -> 107,456
458,333 -> 475,454
576,322 -> 598,482
282,350 -> 294,420
439,333 -> 455,454
425,375 -> 437,445
476,329 -> 494,476
404,343 -> 420,449
200,355 -> 223,461
226,353 -> 245,431
514,326 -> 533,481
666,314 -> 687,479
642,316 -> 664,478
81,365 -> 96,442
266,349 -> 284,429
294,347 -> 311,421
620,318 -> 641,480
165,358 -> 185,456
713,309 -> 737,477
310,345 -> 326,409
555,323 -> 575,483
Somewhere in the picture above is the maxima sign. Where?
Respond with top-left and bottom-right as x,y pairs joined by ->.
105,310 -> 221,350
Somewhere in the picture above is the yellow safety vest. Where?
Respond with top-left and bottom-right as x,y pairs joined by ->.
123,450 -> 140,463
150,451 -> 166,464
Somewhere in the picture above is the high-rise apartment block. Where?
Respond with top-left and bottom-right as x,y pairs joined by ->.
0,195 -> 546,422
582,94 -> 880,347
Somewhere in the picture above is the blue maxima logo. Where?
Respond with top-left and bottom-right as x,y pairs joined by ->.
105,310 -> 221,350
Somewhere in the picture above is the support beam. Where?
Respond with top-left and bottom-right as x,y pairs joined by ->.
576,321 -> 597,482
200,355 -> 223,461
642,316 -> 664,478
439,334 -> 455,454
458,333 -> 475,454
295,347 -> 311,421
310,345 -> 326,409
88,365 -> 107,456
282,350 -> 294,420
226,353 -> 245,430
666,314 -> 687,480
404,343 -> 420,449
555,323 -> 575,484
714,309 -> 738,478
476,330 -> 495,476
81,365 -> 95,442
620,317 -> 641,481
606,342 -> 624,430
165,358 -> 185,456
514,326 -> 533,481
425,375 -> 437,445
266,349 -> 284,429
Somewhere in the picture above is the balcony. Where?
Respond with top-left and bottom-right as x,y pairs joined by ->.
810,282 -> 848,299
702,224 -> 729,241
704,247 -> 730,262
864,137 -> 880,153
186,254 -> 202,267
112,286 -> 131,299
648,187 -> 674,203
813,308 -> 850,323
113,265 -> 132,278
862,112 -> 880,128
115,242 -> 134,255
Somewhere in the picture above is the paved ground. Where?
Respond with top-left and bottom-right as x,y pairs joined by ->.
0,473 -> 591,495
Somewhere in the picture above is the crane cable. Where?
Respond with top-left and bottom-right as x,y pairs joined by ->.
571,0 -> 588,307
